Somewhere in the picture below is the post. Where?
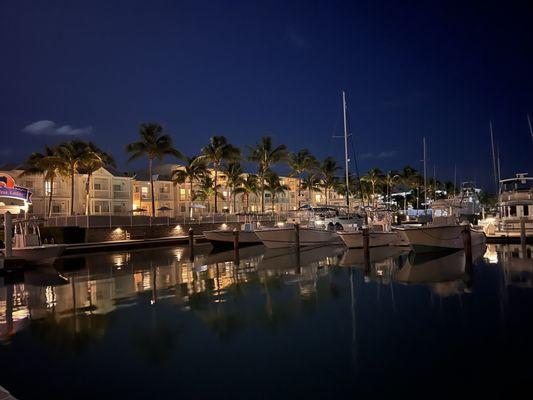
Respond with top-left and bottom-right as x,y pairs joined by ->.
233,228 -> 240,264
4,212 -> 13,258
294,223 -> 300,251
520,217 -> 527,247
188,227 -> 194,252
363,226 -> 370,272
462,223 -> 472,265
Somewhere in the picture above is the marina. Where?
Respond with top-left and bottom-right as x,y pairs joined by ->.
0,243 -> 532,398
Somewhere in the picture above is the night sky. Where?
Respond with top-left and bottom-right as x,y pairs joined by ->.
1,0 -> 532,189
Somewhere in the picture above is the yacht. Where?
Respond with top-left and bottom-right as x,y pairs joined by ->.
254,223 -> 343,249
337,211 -> 407,248
482,173 -> 532,236
398,201 -> 486,253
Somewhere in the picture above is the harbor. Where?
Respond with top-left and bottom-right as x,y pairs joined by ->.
2,1 -> 533,398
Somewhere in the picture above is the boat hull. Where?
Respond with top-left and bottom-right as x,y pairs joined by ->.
255,227 -> 342,249
400,225 -> 486,252
203,230 -> 262,248
338,231 -> 407,248
7,245 -> 65,266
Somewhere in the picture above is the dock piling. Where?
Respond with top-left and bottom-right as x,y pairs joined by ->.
520,217 -> 527,247
233,227 -> 240,263
462,223 -> 472,265
188,227 -> 194,261
294,223 -> 300,252
4,212 -> 12,258
363,226 -> 370,272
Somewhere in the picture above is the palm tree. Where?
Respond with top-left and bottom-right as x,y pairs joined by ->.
192,176 -> 225,213
221,161 -> 245,213
201,136 -> 240,213
79,142 -> 115,215
301,173 -> 322,206
335,172 -> 359,203
171,155 -> 208,216
57,140 -> 90,215
21,146 -> 67,217
361,167 -> 384,207
247,137 -> 287,213
126,123 -> 182,216
234,174 -> 258,212
264,171 -> 289,212
385,170 -> 401,205
318,157 -> 341,205
288,149 -> 318,208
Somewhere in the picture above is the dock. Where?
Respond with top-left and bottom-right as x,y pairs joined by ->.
62,234 -> 209,255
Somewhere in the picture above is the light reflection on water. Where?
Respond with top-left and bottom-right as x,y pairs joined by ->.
0,243 -> 532,398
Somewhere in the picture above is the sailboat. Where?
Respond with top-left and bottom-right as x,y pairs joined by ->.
255,91 -> 363,249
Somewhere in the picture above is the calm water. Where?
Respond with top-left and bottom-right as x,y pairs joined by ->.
0,243 -> 532,399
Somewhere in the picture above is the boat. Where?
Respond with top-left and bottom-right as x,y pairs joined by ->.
2,219 -> 65,266
254,225 -> 342,249
203,222 -> 262,248
338,211 -> 407,248
481,173 -> 532,237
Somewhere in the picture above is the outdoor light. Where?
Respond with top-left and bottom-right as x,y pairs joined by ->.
221,223 -> 228,229
277,222 -> 285,227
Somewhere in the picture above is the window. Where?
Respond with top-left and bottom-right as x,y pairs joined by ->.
113,205 -> 123,213
524,205 -> 529,216
180,205 -> 186,212
94,183 -> 102,190
135,187 -> 140,193
510,206 -> 517,217
94,201 -> 110,213
24,181 -> 34,188
52,204 -> 61,213
113,184 -> 122,192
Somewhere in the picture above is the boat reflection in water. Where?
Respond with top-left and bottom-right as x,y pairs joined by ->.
1,243 -> 533,399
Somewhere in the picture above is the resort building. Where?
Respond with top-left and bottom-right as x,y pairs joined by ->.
0,162 -> 341,217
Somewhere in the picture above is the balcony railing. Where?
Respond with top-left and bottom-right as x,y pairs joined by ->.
113,191 -> 130,199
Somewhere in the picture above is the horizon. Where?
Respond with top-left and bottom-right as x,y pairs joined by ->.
2,0 -> 533,190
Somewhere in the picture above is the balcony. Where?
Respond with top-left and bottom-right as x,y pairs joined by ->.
113,191 -> 130,199
93,189 -> 111,199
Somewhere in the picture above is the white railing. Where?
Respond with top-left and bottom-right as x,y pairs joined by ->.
27,212 -> 288,228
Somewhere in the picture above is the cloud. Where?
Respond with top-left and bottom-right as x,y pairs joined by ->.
22,120 -> 93,136
359,150 -> 397,159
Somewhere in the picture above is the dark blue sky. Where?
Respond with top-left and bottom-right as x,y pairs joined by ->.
1,0 -> 532,189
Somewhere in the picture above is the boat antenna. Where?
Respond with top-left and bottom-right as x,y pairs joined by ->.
489,121 -> 498,194
528,114 -> 533,145
423,137 -> 427,215
453,163 -> 457,197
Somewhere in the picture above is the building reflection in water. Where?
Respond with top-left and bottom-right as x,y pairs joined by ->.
0,243 -> 531,344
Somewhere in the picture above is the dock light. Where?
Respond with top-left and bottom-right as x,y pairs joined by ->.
174,225 -> 183,232
114,227 -> 123,233
277,222 -> 285,227
221,223 -> 228,230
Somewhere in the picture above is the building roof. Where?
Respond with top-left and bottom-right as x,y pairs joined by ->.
133,163 -> 180,182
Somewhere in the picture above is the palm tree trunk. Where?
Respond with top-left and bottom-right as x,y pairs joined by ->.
189,179 -> 194,216
232,190 -> 236,214
149,157 -> 155,217
297,173 -> 302,208
70,167 -> 75,215
260,174 -> 265,213
245,193 -> 249,212
47,178 -> 54,218
85,173 -> 92,215
214,166 -> 218,213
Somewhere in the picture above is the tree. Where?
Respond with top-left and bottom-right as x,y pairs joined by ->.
234,174 -> 258,212
221,161 -> 245,213
201,136 -> 240,213
57,140 -> 91,215
21,146 -> 67,218
288,149 -> 318,208
384,170 -> 401,205
79,142 -> 115,215
171,155 -> 208,215
301,173 -> 322,206
264,171 -> 289,212
318,157 -> 341,205
247,137 -> 287,213
336,172 -> 359,203
192,176 -> 225,213
126,123 -> 182,216
361,167 -> 384,207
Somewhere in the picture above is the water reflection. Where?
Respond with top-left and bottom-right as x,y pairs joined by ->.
0,243 -> 532,398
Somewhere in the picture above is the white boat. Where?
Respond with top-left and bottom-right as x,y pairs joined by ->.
204,222 -> 262,248
254,226 -> 342,249
399,220 -> 486,253
2,219 -> 64,266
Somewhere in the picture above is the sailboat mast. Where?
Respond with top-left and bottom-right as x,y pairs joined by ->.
342,91 -> 350,209
423,137 -> 427,214
489,121 -> 498,193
